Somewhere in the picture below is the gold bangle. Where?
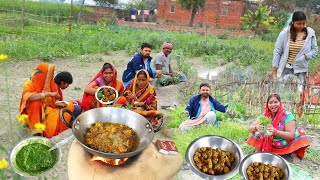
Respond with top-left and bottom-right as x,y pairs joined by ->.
40,93 -> 45,100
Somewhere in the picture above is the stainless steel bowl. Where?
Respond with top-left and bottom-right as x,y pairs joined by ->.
186,135 -> 244,180
9,136 -> 62,177
239,152 -> 291,180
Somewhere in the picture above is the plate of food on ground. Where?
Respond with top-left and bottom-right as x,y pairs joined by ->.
95,86 -> 119,105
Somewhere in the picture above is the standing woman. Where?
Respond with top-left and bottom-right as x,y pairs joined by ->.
81,62 -> 124,111
272,11 -> 318,84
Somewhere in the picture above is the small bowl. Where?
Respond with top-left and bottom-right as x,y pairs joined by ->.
95,86 -> 119,105
239,152 -> 291,180
9,137 -> 62,177
186,135 -> 243,180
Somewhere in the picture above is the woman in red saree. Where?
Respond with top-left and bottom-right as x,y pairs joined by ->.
116,70 -> 162,124
81,62 -> 124,111
247,94 -> 310,163
19,64 -> 75,138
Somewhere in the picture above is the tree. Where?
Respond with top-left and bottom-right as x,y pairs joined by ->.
241,5 -> 275,34
125,0 -> 158,10
178,0 -> 206,27
294,0 -> 320,14
93,0 -> 118,7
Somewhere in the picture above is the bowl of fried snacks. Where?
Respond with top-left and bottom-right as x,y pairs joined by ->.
239,152 -> 290,180
186,135 -> 243,180
95,86 -> 118,105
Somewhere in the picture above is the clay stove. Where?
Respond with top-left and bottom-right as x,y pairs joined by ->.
68,140 -> 183,180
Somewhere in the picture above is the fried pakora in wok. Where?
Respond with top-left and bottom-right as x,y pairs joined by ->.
85,122 -> 139,153
193,147 -> 235,175
246,162 -> 284,180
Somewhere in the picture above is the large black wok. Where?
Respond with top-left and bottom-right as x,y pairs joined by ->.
60,107 -> 163,159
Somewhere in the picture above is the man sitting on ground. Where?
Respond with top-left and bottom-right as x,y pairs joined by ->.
122,42 -> 162,87
154,42 -> 186,86
179,83 -> 228,131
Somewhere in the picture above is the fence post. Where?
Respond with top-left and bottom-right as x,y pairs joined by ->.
69,0 -> 73,33
21,0 -> 25,34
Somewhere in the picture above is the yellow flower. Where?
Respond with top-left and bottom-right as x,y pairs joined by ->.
34,123 -> 46,132
0,54 -> 8,61
0,158 -> 9,169
17,114 -> 29,125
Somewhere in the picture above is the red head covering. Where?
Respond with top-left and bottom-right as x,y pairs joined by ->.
88,62 -> 118,87
263,94 -> 285,129
80,62 -> 119,111
162,42 -> 173,50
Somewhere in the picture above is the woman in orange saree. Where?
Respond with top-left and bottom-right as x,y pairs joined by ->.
19,64 -> 75,138
247,94 -> 310,163
81,62 -> 124,111
116,70 -> 162,125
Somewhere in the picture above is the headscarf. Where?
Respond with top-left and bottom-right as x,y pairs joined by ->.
20,64 -> 57,113
87,62 -> 118,87
263,94 -> 285,129
80,62 -> 120,111
132,69 -> 150,95
162,42 -> 173,50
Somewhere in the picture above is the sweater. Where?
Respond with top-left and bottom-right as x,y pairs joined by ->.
272,26 -> 318,77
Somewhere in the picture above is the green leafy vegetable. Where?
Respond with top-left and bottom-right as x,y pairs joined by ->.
15,143 -> 58,175
97,90 -> 103,100
258,116 -> 272,127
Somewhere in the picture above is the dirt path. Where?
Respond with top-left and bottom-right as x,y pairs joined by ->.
0,51 -> 319,179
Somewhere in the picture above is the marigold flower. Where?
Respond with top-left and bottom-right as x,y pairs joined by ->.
34,123 -> 46,132
17,114 -> 29,125
0,158 -> 9,169
0,54 -> 8,61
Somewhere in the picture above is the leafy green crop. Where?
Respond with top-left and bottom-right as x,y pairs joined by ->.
258,116 -> 272,127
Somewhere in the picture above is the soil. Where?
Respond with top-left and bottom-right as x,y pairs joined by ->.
0,51 -> 319,180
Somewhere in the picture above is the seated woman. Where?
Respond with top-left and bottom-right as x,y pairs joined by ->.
81,62 -> 124,111
19,64 -> 77,138
116,70 -> 162,125
247,94 -> 310,163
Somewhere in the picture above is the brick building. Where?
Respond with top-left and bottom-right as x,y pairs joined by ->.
157,0 -> 256,28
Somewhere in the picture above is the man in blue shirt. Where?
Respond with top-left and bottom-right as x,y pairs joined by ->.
179,83 -> 228,131
122,42 -> 161,87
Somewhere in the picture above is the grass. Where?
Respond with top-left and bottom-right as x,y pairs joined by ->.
0,0 -> 93,21
173,121 -> 250,160
166,106 -> 187,128
304,147 -> 320,161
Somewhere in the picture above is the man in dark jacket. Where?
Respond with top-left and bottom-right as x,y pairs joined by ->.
179,83 -> 228,131
122,42 -> 161,87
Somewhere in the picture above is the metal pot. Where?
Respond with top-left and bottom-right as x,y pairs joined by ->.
186,135 -> 243,180
60,107 -> 162,159
239,152 -> 291,180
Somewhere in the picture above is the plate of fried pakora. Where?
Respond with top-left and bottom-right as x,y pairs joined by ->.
95,86 -> 118,105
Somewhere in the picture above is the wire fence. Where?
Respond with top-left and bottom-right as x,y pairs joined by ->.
211,74 -> 320,126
